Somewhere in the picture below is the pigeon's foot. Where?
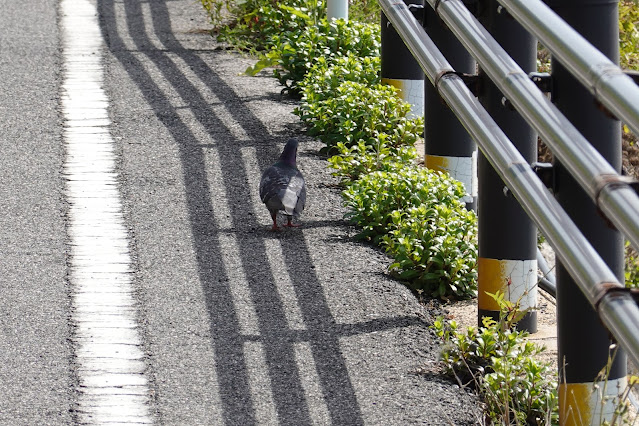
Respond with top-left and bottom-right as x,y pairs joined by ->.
284,217 -> 301,228
269,213 -> 281,231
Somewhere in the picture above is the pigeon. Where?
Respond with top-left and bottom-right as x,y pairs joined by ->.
259,138 -> 306,231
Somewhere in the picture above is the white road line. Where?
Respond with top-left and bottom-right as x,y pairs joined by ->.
60,0 -> 153,423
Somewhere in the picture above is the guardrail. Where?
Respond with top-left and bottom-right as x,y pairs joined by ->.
378,0 -> 639,422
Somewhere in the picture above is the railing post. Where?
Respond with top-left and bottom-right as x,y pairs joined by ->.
381,0 -> 424,118
545,0 -> 628,423
475,1 -> 538,332
423,3 -> 477,209
327,0 -> 348,21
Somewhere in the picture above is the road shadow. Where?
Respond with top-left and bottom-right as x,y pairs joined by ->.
98,1 -> 427,424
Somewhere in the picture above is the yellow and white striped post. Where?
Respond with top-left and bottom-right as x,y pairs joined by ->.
477,258 -> 537,325
423,6 -> 477,209
546,0 -> 627,422
559,375 -> 627,425
382,78 -> 424,119
381,0 -> 424,119
425,153 -> 477,207
476,0 -> 538,332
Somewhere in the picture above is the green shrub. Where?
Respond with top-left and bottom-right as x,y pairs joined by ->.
296,54 -> 381,110
248,19 -> 380,93
342,165 -> 476,299
483,349 -> 558,425
431,300 -> 559,425
343,166 -> 467,241
301,81 -> 423,153
383,203 -> 477,299
327,136 -> 418,184
208,0 -> 324,52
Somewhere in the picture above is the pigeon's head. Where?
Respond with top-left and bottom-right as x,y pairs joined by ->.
279,138 -> 299,166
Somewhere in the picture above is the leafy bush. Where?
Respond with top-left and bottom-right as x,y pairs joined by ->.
327,137 -> 418,183
248,19 -> 380,94
384,204 -> 477,299
343,166 -> 467,241
206,0 -> 324,52
431,297 -> 559,425
620,0 -> 639,70
296,53 -> 381,119
483,349 -> 558,425
301,81 -> 423,153
342,165 -> 477,299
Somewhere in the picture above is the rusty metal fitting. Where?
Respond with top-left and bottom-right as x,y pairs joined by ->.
593,281 -> 639,315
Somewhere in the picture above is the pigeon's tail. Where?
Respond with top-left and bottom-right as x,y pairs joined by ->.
280,194 -> 297,216
280,175 -> 305,216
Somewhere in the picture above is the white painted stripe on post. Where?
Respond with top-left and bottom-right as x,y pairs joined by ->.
382,78 -> 425,118
425,152 -> 478,203
478,258 -> 538,312
559,376 -> 628,425
60,0 -> 153,423
327,0 -> 348,21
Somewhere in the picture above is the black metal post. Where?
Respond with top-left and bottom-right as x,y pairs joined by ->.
381,0 -> 425,118
423,4 -> 477,209
476,1 -> 538,332
545,0 -> 627,423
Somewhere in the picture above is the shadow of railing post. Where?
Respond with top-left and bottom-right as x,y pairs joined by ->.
96,0 -> 432,423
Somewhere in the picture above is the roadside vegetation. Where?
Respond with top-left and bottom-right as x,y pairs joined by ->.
203,0 -> 479,300
432,293 -> 559,425
200,0 -> 639,424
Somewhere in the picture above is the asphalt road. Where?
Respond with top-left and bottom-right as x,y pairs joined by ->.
0,0 -> 73,424
0,0 -> 479,424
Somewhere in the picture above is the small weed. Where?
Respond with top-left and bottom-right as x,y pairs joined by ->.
431,293 -> 559,425
625,240 -> 639,289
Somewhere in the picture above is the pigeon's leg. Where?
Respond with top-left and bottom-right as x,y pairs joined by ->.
284,216 -> 301,228
270,212 -> 280,231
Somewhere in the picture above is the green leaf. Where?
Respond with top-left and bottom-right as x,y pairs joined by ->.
245,55 -> 279,76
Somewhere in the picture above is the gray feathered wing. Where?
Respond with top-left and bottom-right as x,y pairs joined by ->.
259,164 -> 306,217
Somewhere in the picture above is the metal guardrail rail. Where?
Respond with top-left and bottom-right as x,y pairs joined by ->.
377,0 -> 639,369
430,0 -> 639,256
499,0 -> 639,139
